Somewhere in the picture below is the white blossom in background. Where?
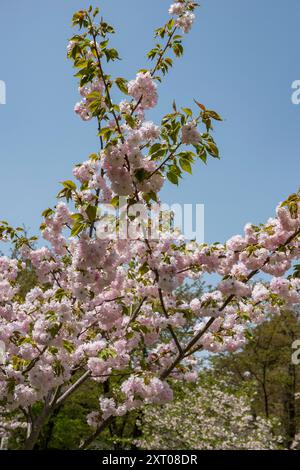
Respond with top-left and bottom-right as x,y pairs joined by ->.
138,379 -> 283,450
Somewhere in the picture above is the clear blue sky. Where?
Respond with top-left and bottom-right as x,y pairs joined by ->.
0,0 -> 299,245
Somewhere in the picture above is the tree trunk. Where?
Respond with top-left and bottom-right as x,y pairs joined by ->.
262,365 -> 269,418
24,405 -> 52,450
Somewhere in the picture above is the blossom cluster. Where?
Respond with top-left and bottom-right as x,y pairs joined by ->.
169,2 -> 196,34
74,78 -> 105,121
128,72 -> 158,110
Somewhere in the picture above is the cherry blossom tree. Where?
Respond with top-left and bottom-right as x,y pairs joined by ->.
0,1 -> 299,450
138,377 -> 282,450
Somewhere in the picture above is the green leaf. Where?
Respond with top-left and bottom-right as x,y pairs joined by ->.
179,158 -> 192,174
98,347 -> 118,360
115,77 -> 128,94
124,114 -> 136,128
71,222 -> 86,237
110,196 -> 120,208
206,141 -> 219,158
87,91 -> 104,115
206,110 -> 222,121
199,149 -> 207,164
182,107 -> 192,116
46,310 -> 58,322
62,180 -> 76,191
89,153 -> 100,161
131,321 -> 150,334
149,147 -> 167,160
167,171 -> 179,185
165,57 -> 173,67
134,168 -> 150,182
93,7 -> 100,17
54,289 -> 69,301
105,48 -> 120,62
139,263 -> 149,275
292,264 -> 300,278
173,42 -> 183,57
71,213 -> 84,222
48,323 -> 61,339
144,190 -> 158,203
63,340 -> 75,353
178,151 -> 195,161
53,360 -> 64,377
42,208 -> 54,218
98,127 -> 113,141
86,205 -> 97,223
194,99 -> 206,111
149,143 -> 162,155
100,39 -> 109,49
